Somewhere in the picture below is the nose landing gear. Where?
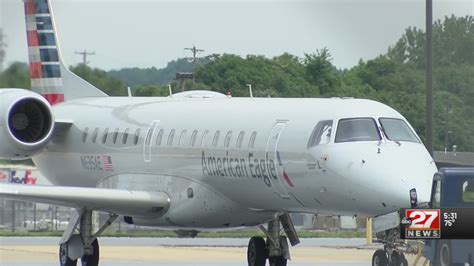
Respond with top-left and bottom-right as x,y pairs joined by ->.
372,249 -> 388,266
372,249 -> 408,266
371,228 -> 417,266
247,214 -> 300,266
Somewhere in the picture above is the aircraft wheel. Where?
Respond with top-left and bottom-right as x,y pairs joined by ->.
59,242 -> 78,266
372,249 -> 388,266
434,241 -> 451,266
247,236 -> 267,266
392,251 -> 408,266
81,239 -> 99,266
269,255 -> 287,266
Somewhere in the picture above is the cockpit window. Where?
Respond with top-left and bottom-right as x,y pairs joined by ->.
379,118 -> 420,143
335,118 -> 381,143
307,120 -> 333,148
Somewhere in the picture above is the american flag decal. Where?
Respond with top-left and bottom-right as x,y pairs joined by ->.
102,156 -> 114,171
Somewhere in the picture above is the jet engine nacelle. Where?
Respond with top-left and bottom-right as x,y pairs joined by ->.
0,89 -> 55,159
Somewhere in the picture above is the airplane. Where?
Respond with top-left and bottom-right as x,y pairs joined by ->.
0,0 -> 438,265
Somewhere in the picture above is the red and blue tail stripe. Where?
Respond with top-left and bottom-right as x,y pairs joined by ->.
24,0 -> 64,105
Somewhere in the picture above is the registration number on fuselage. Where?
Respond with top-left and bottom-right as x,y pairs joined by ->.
80,155 -> 104,171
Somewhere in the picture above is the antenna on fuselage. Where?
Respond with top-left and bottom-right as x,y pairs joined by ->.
127,87 -> 132,97
247,84 -> 253,98
168,84 -> 173,97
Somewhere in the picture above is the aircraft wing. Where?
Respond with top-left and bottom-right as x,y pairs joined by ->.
0,183 -> 170,218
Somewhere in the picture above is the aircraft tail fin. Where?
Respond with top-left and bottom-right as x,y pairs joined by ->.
24,0 -> 107,105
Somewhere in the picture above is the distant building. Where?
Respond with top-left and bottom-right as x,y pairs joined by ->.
434,152 -> 474,167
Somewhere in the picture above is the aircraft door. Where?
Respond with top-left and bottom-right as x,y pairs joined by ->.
266,121 -> 291,199
143,120 -> 160,162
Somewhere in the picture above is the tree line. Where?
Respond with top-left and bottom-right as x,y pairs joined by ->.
1,15 -> 472,151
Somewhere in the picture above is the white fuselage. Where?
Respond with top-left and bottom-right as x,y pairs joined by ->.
33,95 -> 437,228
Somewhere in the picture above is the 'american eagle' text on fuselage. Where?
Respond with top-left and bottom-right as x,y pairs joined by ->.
201,151 -> 278,187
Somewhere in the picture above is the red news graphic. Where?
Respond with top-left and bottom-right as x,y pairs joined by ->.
401,208 -> 474,239
403,209 -> 441,239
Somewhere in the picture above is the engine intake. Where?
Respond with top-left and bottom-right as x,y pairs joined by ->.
0,89 -> 55,159
8,98 -> 53,144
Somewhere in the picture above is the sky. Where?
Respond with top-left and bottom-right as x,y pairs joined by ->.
0,0 -> 473,71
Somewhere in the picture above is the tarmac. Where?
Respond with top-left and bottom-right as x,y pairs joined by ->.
0,237 -> 423,266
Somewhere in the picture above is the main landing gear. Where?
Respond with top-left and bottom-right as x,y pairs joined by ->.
247,214 -> 300,266
59,209 -> 117,266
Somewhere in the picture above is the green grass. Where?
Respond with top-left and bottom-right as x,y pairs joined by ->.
0,229 -> 365,238
0,231 -> 64,237
0,159 -> 34,166
463,191 -> 474,203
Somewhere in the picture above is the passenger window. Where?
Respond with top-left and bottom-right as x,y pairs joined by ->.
335,118 -> 381,143
236,131 -> 245,149
463,180 -> 474,203
307,120 -> 333,148
91,128 -> 99,144
134,129 -> 141,145
156,129 -> 164,146
249,131 -> 257,148
212,131 -> 221,147
112,128 -> 119,144
190,130 -> 198,147
178,130 -> 187,147
379,118 -> 420,143
167,129 -> 175,146
82,127 -> 89,143
201,130 -> 209,148
123,128 -> 130,144
224,131 -> 232,148
102,128 -> 109,144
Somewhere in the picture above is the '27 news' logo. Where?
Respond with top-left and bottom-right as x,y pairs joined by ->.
402,209 -> 441,239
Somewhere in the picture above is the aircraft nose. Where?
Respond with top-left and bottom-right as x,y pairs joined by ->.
396,159 -> 436,205
376,144 -> 437,209
312,141 -> 437,216
320,142 -> 437,215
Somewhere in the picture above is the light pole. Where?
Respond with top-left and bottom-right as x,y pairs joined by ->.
444,131 -> 452,153
444,104 -> 452,153
425,0 -> 434,156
